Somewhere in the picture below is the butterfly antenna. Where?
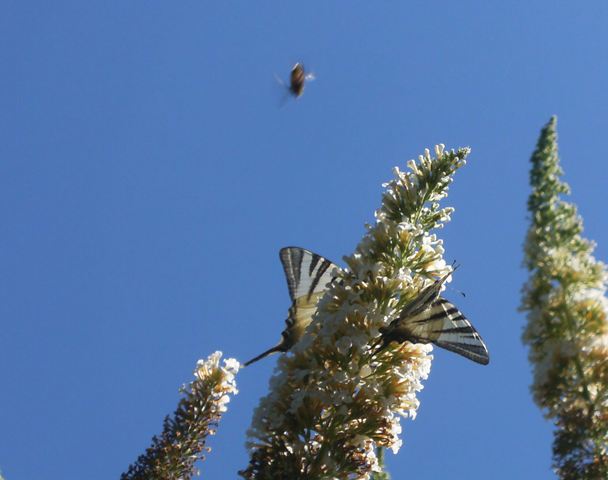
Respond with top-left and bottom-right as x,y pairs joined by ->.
448,260 -> 464,296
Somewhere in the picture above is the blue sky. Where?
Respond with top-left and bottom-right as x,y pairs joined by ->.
2,1 -> 608,478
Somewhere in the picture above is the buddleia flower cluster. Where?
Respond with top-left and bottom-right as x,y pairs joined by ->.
521,117 -> 608,479
241,145 -> 469,479
122,352 -> 240,480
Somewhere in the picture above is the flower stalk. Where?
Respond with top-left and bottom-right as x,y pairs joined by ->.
122,352 -> 240,480
241,145 -> 470,479
521,117 -> 608,479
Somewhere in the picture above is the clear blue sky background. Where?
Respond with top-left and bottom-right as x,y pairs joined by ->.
2,2 -> 608,479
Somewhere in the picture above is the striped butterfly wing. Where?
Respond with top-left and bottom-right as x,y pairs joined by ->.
280,247 -> 336,302
244,247 -> 338,366
278,247 -> 338,347
399,272 -> 447,318
406,297 -> 490,365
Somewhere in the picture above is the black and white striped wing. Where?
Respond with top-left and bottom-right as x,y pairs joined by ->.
243,247 -> 338,366
407,297 -> 490,365
280,247 -> 337,303
278,247 -> 339,348
400,272 -> 448,318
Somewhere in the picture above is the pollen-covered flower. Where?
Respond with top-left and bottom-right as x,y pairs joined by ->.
241,146 -> 471,479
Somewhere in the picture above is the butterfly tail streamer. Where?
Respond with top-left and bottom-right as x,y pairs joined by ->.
243,345 -> 283,367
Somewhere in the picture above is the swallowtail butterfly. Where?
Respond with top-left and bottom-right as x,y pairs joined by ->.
244,247 -> 489,366
378,270 -> 490,365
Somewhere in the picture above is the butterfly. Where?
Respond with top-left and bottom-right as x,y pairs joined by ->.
243,247 -> 336,366
244,247 -> 489,366
378,270 -> 490,365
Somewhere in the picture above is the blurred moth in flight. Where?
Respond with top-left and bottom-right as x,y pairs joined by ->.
245,247 -> 489,366
289,62 -> 315,97
275,62 -> 315,100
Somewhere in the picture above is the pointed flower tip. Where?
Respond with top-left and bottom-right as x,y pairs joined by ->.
457,146 -> 471,157
544,116 -> 558,134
